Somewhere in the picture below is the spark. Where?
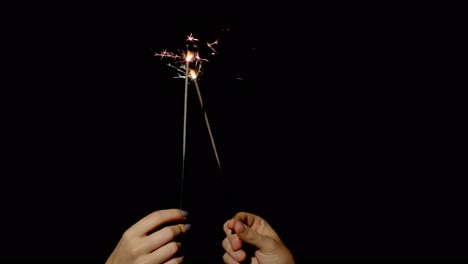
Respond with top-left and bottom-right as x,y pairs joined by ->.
186,33 -> 199,42
207,40 -> 219,55
154,49 -> 181,60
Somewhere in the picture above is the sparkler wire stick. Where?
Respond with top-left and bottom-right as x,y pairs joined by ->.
179,52 -> 193,210
191,73 -> 223,176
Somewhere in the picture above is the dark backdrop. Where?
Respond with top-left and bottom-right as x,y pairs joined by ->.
2,7 -> 466,263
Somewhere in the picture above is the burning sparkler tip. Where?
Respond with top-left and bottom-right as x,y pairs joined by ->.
189,69 -> 197,80
154,32 -> 221,79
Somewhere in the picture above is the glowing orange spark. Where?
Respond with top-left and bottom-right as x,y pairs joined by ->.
189,69 -> 197,79
185,51 -> 194,62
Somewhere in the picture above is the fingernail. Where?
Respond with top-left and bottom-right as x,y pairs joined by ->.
181,210 -> 189,217
184,223 -> 191,231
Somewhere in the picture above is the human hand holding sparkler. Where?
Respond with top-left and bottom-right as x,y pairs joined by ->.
106,209 -> 190,264
222,212 -> 295,264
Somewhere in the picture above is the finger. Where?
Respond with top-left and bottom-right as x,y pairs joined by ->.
233,211 -> 272,231
223,219 -> 242,251
227,228 -> 243,251
223,252 -> 241,264
232,212 -> 256,227
222,237 -> 233,254
223,219 -> 235,236
233,212 -> 280,239
163,256 -> 184,264
222,236 -> 247,262
144,241 -> 183,264
128,209 -> 188,237
234,221 -> 275,251
144,223 -> 190,253
227,218 -> 236,230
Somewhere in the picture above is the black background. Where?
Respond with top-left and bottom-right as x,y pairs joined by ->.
2,5 -> 466,263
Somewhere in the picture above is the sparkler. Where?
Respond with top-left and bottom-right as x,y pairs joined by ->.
154,33 -> 222,209
189,69 -> 222,174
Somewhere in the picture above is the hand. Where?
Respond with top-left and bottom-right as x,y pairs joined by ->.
222,212 -> 295,264
106,208 -> 190,264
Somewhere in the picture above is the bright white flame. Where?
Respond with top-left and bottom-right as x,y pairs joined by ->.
189,69 -> 197,79
185,51 -> 194,62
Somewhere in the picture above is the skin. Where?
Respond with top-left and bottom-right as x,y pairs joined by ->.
222,212 -> 295,264
106,209 -> 294,264
106,209 -> 190,264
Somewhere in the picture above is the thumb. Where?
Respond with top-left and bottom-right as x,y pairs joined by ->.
234,221 -> 273,251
